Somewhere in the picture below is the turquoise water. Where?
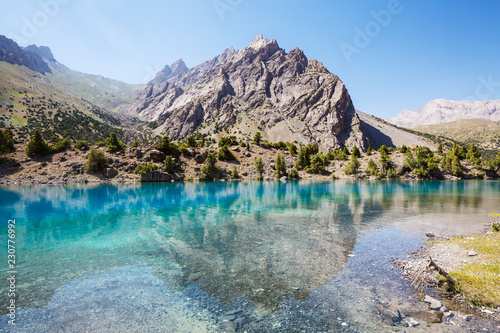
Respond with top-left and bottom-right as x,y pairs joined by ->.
0,180 -> 499,332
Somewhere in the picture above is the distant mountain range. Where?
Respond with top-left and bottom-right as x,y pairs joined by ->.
386,99 -> 500,128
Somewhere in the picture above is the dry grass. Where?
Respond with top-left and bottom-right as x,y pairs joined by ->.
441,231 -> 500,307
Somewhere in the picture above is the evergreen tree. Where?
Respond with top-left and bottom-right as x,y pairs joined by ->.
25,129 -> 52,157
274,153 -> 286,178
0,129 -> 15,154
352,146 -> 361,158
230,166 -> 240,179
164,156 -> 179,174
200,153 -> 220,180
437,144 -> 443,155
157,135 -> 180,156
366,159 -> 379,176
253,132 -> 262,146
288,143 -> 297,156
255,157 -> 265,180
105,132 -> 124,152
344,154 -> 360,175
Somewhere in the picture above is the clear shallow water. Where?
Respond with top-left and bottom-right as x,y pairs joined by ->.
0,180 -> 499,332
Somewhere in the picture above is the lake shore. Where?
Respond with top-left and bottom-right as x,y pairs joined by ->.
1,142 -> 498,186
395,225 -> 500,329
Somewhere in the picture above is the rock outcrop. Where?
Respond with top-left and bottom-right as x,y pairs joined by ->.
23,44 -> 56,62
131,34 -> 368,151
387,99 -> 500,128
0,35 -> 51,73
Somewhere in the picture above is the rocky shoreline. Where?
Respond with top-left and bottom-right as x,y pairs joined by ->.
393,230 -> 500,331
1,141 -> 498,187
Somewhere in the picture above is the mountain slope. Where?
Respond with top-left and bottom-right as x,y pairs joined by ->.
132,34 -> 367,151
357,111 -> 437,149
387,99 -> 500,128
22,44 -> 144,114
414,119 -> 500,151
0,35 -> 51,74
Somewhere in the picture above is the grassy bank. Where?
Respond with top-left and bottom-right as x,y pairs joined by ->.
438,225 -> 500,308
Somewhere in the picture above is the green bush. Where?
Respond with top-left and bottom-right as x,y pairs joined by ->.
218,145 -> 236,161
289,168 -> 299,179
75,140 -> 90,150
131,140 -> 140,148
52,137 -> 72,153
218,136 -> 238,147
25,129 -> 52,157
135,163 -> 158,175
306,153 -> 326,174
84,148 -> 108,172
200,152 -> 220,180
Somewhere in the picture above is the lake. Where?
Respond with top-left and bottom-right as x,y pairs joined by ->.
1,180 -> 499,332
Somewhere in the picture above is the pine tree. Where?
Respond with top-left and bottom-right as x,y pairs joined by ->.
25,129 -> 52,157
253,132 -> 262,146
200,152 -> 220,180
255,157 -> 264,180
274,153 -> 286,178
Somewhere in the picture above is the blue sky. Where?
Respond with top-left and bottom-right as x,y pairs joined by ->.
1,0 -> 499,118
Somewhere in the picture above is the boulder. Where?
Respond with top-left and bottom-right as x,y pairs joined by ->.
140,170 -> 171,182
195,151 -> 208,164
104,168 -> 118,179
146,150 -> 166,162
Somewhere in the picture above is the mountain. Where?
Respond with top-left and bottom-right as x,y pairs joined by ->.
23,43 -> 144,114
149,59 -> 189,85
0,35 -> 51,74
387,99 -> 500,128
414,119 -> 500,151
132,34 -> 367,151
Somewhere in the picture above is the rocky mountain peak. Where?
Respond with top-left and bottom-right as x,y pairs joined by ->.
131,35 -> 368,150
248,33 -> 280,57
23,44 -> 56,62
170,58 -> 188,75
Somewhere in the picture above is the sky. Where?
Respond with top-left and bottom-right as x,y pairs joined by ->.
1,0 -> 499,118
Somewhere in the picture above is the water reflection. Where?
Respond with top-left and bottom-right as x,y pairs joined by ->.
0,180 -> 498,313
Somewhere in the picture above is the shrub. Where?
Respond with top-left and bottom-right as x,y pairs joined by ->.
273,141 -> 287,150
131,140 -> 140,148
52,137 -> 72,153
218,136 -> 238,147
164,156 -> 179,174
255,157 -> 264,180
84,148 -> 108,172
186,135 -> 197,147
366,146 -> 374,156
26,129 -> 52,157
135,163 -> 158,175
288,143 -> 297,156
96,141 -> 106,147
75,140 -> 90,150
289,168 -> 299,179
218,145 -> 236,161
274,153 -> 286,178
106,132 -> 125,152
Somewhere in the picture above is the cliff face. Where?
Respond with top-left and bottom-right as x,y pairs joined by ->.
0,35 -> 51,74
131,34 -> 367,150
387,99 -> 500,128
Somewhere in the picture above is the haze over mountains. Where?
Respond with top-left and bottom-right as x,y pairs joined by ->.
387,99 -> 500,128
